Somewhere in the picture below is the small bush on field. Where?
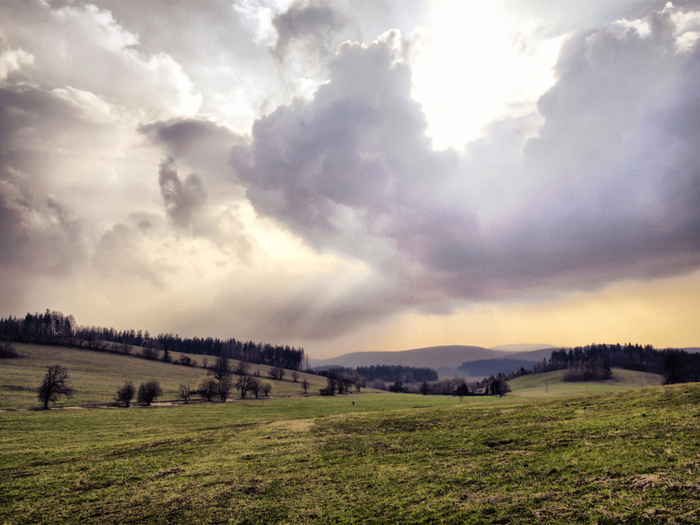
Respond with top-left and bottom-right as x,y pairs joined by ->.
137,380 -> 162,405
141,347 -> 160,360
0,341 -> 20,358
115,381 -> 136,407
198,376 -> 218,402
179,383 -> 194,403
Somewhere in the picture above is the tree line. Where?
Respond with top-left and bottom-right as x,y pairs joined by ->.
315,364 -> 438,387
495,343 -> 700,384
0,310 -> 306,371
315,366 -> 508,397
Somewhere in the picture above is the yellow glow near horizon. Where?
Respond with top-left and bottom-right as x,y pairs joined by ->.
311,270 -> 700,358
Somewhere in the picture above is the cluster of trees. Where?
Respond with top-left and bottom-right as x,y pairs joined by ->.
182,355 -> 277,402
0,310 -> 306,371
355,365 -> 437,384
530,343 -> 700,384
414,376 -> 510,397
318,369 -> 362,396
316,368 -> 509,398
115,380 -> 163,407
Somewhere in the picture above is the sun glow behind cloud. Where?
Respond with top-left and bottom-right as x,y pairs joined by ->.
411,0 -> 562,149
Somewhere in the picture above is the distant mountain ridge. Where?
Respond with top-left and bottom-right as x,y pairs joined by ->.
310,344 -> 555,371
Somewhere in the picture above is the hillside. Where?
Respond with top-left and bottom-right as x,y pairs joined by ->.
311,344 -> 557,380
0,343 -> 327,410
310,344 -> 556,370
509,368 -> 665,397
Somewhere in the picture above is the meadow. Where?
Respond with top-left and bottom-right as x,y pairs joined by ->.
0,343 -> 328,409
1,344 -> 699,523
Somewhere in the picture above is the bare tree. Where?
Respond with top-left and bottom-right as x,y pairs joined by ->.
137,380 -> 162,405
291,371 -> 299,382
38,365 -> 74,409
269,365 -> 285,381
301,377 -> 309,394
211,354 -> 231,382
179,383 -> 193,404
353,373 -> 365,392
249,377 -> 261,398
141,347 -> 160,360
116,381 -> 136,407
236,375 -> 257,399
235,360 -> 250,376
198,376 -> 218,402
262,382 -> 272,397
219,376 -> 233,401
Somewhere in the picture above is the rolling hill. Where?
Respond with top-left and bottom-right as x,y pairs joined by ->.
0,342 -> 328,410
310,344 -> 557,378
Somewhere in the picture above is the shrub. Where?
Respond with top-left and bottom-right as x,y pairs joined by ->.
115,381 -> 136,407
179,383 -> 193,403
137,380 -> 162,405
198,376 -> 218,402
141,347 -> 160,360
0,341 -> 20,358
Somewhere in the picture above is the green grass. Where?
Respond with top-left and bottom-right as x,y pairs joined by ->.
2,343 -> 698,523
509,368 -> 665,398
0,343 -> 329,409
1,383 -> 699,524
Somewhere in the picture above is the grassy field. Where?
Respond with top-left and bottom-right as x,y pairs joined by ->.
0,343 -> 329,409
1,377 -> 699,523
2,344 -> 698,523
509,368 -> 665,398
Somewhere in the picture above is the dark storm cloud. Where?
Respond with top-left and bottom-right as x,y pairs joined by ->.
158,157 -> 207,229
231,3 -> 700,324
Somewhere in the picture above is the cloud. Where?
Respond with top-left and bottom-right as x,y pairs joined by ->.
0,176 -> 85,275
0,1 -> 200,119
268,0 -> 355,97
140,118 -> 246,185
270,0 -> 346,65
0,83 -> 95,276
230,4 -> 700,338
93,223 -> 165,287
158,157 -> 207,230
140,119 -> 253,258
0,42 -> 33,81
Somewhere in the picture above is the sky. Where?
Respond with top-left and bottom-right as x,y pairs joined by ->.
1,0 -> 699,359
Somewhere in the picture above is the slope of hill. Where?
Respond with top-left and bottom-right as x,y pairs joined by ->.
311,344 -> 558,378
0,343 -> 326,410
310,345 -> 506,369
509,368 -> 665,397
